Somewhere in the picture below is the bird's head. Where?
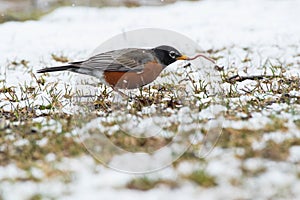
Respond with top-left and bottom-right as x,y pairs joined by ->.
152,45 -> 189,66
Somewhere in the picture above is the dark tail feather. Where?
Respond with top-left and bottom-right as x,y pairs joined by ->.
37,65 -> 80,73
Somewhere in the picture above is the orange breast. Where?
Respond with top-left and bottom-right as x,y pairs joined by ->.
103,62 -> 164,89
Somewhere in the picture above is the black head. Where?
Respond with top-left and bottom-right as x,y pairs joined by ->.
152,45 -> 188,66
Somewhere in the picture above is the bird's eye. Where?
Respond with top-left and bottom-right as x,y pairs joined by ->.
169,51 -> 176,59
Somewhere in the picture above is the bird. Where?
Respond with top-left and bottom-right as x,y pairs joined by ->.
37,45 -> 214,90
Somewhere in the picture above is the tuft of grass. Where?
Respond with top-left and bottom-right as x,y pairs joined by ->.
186,170 -> 217,187
51,54 -> 69,63
104,130 -> 172,153
219,128 -> 262,149
264,116 -> 288,132
259,140 -> 290,161
126,177 -> 158,190
28,194 -> 43,200
0,9 -> 53,24
241,165 -> 266,177
126,177 -> 178,190
294,119 -> 300,129
173,151 -> 204,167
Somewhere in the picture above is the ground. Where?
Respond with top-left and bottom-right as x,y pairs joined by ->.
0,0 -> 300,199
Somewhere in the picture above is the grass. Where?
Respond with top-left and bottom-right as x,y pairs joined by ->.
0,7 -> 50,24
126,177 -> 178,190
186,170 -> 217,187
0,117 -> 83,173
0,45 -> 300,196
219,116 -> 291,160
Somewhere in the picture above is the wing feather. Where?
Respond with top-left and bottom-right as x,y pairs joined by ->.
77,48 -> 157,72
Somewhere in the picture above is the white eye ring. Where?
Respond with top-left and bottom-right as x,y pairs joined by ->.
169,51 -> 176,59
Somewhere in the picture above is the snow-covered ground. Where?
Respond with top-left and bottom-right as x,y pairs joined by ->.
1,0 -> 300,199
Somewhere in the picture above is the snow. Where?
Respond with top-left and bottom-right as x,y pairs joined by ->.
288,146 -> 300,163
206,151 -> 242,182
1,0 -> 300,199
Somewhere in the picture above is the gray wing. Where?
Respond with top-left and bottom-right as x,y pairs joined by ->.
71,48 -> 157,72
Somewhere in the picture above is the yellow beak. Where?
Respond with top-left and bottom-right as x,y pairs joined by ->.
176,55 -> 189,60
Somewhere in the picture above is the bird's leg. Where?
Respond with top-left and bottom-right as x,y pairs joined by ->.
112,87 -> 129,99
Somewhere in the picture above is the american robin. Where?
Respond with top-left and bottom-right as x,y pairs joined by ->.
37,45 -> 214,89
